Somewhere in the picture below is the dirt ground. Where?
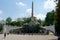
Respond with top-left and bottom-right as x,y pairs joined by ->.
0,34 -> 58,40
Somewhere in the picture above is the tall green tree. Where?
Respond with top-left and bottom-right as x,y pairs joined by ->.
45,10 -> 55,26
16,18 -> 23,26
6,17 -> 12,25
55,0 -> 60,35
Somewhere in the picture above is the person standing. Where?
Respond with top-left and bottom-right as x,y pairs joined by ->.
4,33 -> 6,38
3,25 -> 7,38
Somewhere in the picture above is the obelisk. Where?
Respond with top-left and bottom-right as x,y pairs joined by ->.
31,1 -> 34,21
32,1 -> 33,18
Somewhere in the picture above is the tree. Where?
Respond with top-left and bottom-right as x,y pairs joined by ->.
23,17 -> 38,23
45,10 -> 55,26
11,21 -> 16,26
24,17 -> 31,23
41,20 -> 46,26
55,0 -> 60,36
16,21 -> 23,26
6,17 -> 12,25
16,18 -> 23,26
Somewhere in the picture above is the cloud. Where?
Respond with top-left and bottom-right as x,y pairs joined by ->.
44,0 -> 56,10
0,10 -> 3,14
35,13 -> 46,20
26,8 -> 46,20
16,2 -> 26,7
26,8 -> 32,14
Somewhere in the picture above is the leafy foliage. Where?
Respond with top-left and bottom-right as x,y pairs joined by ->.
6,17 -> 12,25
41,20 -> 46,26
23,17 -> 31,23
45,10 -> 55,26
11,21 -> 16,26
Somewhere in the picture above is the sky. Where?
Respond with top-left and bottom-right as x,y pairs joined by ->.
0,0 -> 56,21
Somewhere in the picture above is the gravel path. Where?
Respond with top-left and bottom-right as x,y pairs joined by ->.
0,34 -> 58,40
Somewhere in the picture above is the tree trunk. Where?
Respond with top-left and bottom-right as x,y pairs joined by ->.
55,0 -> 60,36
